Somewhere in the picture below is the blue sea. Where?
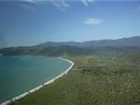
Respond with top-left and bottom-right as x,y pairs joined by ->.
0,55 -> 71,103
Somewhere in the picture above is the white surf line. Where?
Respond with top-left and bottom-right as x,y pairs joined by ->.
0,57 -> 74,105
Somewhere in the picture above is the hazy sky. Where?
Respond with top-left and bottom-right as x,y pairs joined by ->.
0,0 -> 140,48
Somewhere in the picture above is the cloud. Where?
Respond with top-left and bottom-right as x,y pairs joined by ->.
81,0 -> 94,6
51,0 -> 70,12
85,18 -> 104,25
20,0 -> 94,11
18,0 -> 41,11
20,4 -> 37,11
20,0 -> 70,12
21,0 -> 40,4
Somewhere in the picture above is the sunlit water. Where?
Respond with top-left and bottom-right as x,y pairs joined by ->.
0,55 -> 71,103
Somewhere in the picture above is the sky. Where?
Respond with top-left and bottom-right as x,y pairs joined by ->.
0,0 -> 140,48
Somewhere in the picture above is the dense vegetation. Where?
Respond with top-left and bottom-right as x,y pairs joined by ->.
0,46 -> 92,56
9,48 -> 140,105
0,45 -> 139,56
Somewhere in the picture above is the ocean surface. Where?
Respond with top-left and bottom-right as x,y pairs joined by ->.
0,55 -> 71,103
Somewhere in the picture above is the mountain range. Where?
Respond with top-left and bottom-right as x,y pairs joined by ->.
0,36 -> 140,56
37,36 -> 140,48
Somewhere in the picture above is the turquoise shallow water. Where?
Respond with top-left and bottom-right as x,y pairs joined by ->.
0,56 -> 71,103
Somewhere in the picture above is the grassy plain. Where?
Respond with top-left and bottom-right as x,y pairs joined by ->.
10,49 -> 140,105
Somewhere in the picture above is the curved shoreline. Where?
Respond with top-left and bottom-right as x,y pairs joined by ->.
1,57 -> 74,105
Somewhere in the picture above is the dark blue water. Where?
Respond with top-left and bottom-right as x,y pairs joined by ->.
0,56 -> 71,103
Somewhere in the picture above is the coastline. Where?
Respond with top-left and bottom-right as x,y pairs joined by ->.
0,57 -> 74,105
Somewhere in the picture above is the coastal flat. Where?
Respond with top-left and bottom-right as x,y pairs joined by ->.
9,49 -> 140,105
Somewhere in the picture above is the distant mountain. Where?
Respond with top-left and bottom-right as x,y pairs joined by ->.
37,36 -> 140,48
0,36 -> 140,56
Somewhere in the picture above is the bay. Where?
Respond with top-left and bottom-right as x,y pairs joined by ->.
0,55 -> 71,103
